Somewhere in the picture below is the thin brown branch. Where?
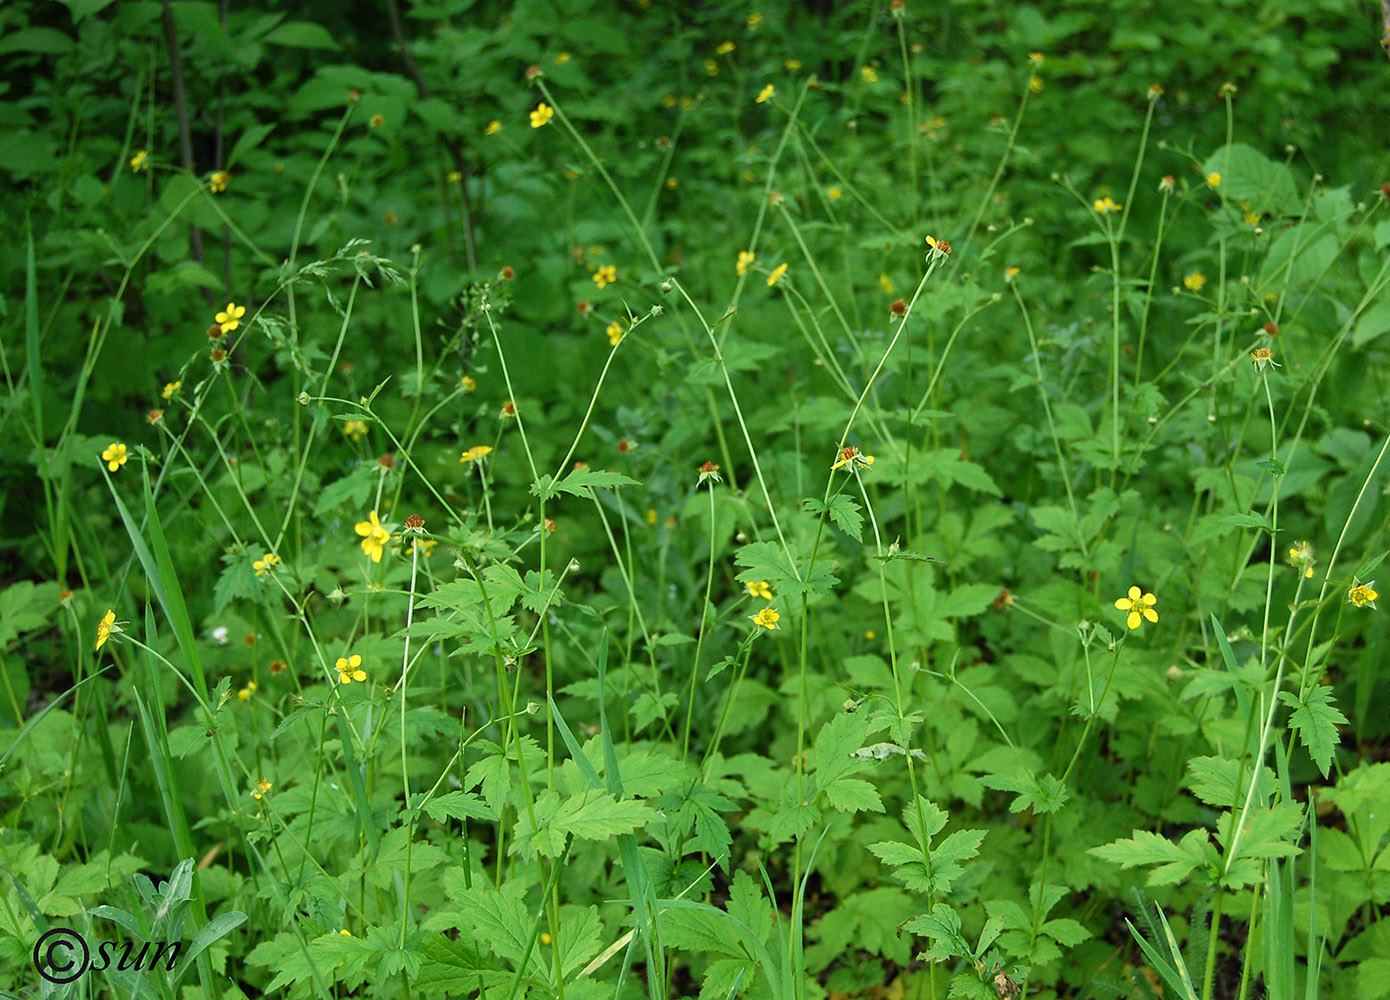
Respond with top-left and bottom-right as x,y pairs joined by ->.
385,0 -> 479,271
159,0 -> 213,305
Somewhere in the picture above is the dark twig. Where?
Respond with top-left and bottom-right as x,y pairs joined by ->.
159,0 -> 213,305
217,0 -> 231,296
384,0 -> 479,271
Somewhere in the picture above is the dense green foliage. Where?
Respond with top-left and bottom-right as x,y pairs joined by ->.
2,1 -> 1389,999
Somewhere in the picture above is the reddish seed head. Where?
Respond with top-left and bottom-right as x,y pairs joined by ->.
1263,322 -> 1278,336
348,89 -> 362,103
1381,182 -> 1390,200
699,461 -> 719,474
577,300 -> 592,315
210,347 -> 227,362
500,266 -> 515,280
544,517 -> 556,533
404,513 -> 425,530
378,452 -> 395,468
769,191 -> 784,205
573,461 -> 588,469
889,299 -> 907,316
269,659 -> 287,674
525,65 -> 543,81
147,408 -> 164,423
617,439 -> 632,453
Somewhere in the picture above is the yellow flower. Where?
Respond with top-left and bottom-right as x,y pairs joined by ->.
1114,586 -> 1158,630
1288,540 -> 1315,579
861,66 -> 879,83
756,83 -> 775,104
606,322 -> 624,346
408,538 -> 437,558
215,301 -> 246,333
94,609 -> 120,651
705,59 -> 719,76
101,442 -> 128,472
342,419 -> 368,442
716,40 -> 735,55
1249,347 -> 1279,372
785,58 -> 802,71
209,171 -> 228,193
925,235 -> 952,254
827,186 -> 842,200
354,510 -> 391,563
1004,266 -> 1020,282
736,250 -> 756,275
746,580 -> 772,600
530,103 -> 554,128
252,779 -> 273,800
130,149 -> 149,173
1029,76 -> 1043,93
766,262 -> 788,287
645,508 -> 658,525
1348,579 -> 1379,609
1183,271 -> 1206,292
1028,52 -> 1044,64
448,170 -> 463,182
751,608 -> 780,630
1093,197 -> 1122,214
238,681 -> 257,701
555,52 -> 570,64
162,380 -> 181,399
253,553 -> 281,577
460,445 -> 494,464
1206,172 -> 1222,187
878,272 -> 894,295
461,375 -> 477,393
336,654 -> 367,684
485,119 -> 501,135
593,264 -> 617,288
831,445 -> 875,471
747,11 -> 762,28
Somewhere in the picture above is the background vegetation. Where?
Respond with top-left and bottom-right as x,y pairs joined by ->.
2,1 -> 1389,998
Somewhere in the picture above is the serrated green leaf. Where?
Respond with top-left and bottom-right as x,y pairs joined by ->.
825,494 -> 864,541
821,777 -> 884,813
534,467 -> 643,499
1278,686 -> 1347,777
422,791 -> 498,823
1217,512 -> 1274,531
